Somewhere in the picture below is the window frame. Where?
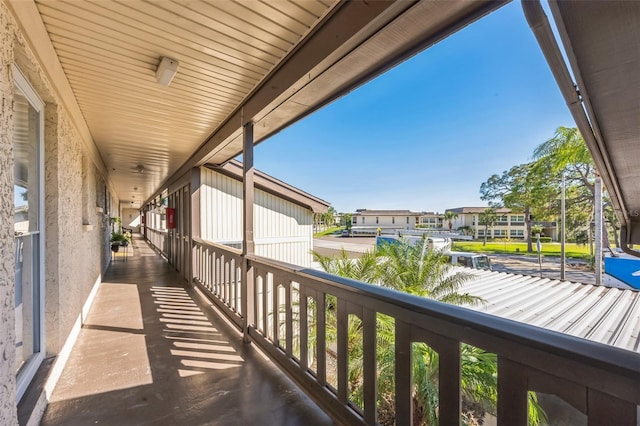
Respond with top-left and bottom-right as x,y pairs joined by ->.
13,64 -> 46,402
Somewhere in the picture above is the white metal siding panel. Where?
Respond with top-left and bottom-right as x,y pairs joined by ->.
200,167 -> 313,266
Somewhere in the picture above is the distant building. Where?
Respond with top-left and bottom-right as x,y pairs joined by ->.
417,211 -> 444,229
351,209 -> 422,235
446,207 -> 527,240
446,207 -> 558,241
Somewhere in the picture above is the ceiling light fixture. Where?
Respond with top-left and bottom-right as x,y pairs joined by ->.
136,165 -> 145,173
155,56 -> 179,86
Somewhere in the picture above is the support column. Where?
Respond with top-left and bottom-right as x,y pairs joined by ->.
594,174 -> 603,285
561,172 -> 566,280
242,121 -> 255,343
189,168 -> 201,287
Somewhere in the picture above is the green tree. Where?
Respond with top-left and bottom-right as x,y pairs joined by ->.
343,213 -> 353,230
375,241 -> 479,305
533,126 -> 617,250
323,206 -> 337,228
312,240 -> 548,425
478,208 -> 497,246
443,211 -> 459,233
457,225 -> 472,236
480,162 -> 557,252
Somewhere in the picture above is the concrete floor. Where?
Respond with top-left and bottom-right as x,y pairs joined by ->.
41,236 -> 333,426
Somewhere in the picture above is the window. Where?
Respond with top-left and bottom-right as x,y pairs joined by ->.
511,215 -> 525,222
363,217 -> 365,224
406,217 -> 409,224
494,230 -> 506,237
352,216 -> 357,225
392,217 -> 395,224
510,230 -> 525,237
376,217 -> 379,224
13,65 -> 45,401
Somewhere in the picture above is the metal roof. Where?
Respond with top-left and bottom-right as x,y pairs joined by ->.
460,270 -> 640,354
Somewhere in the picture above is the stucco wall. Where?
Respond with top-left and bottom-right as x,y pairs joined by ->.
0,2 -> 18,424
19,50 -> 112,357
1,1 -> 116,422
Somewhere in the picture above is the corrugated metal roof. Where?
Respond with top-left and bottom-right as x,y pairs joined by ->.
460,270 -> 640,353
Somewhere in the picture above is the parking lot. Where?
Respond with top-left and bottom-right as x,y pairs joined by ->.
313,236 -> 597,285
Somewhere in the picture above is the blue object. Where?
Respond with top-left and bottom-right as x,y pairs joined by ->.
604,257 -> 640,289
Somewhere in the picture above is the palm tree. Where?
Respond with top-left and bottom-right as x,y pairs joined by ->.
443,211 -> 459,233
478,208 -> 497,246
311,239 -> 548,425
533,126 -> 614,251
323,206 -> 337,228
374,240 -> 480,305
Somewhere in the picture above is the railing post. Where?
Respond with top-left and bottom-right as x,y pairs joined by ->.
242,121 -> 255,343
395,320 -> 412,425
362,308 -> 377,425
498,358 -> 528,426
587,389 -> 638,425
438,338 -> 461,425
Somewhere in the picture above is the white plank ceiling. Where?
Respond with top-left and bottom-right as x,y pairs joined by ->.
34,0 -> 336,207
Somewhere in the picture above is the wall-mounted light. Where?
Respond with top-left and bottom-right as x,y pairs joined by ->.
155,56 -> 179,86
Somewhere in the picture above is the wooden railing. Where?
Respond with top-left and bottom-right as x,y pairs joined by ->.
146,228 -> 168,257
191,238 -> 640,425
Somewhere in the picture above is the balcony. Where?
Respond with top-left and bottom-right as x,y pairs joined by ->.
5,0 -> 640,424
41,236 -> 332,425
42,234 -> 640,425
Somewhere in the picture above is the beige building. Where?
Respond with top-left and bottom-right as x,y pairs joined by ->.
417,211 -> 444,229
447,207 -> 527,240
351,209 -> 421,234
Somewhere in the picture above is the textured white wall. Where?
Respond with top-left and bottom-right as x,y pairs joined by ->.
0,2 -> 19,423
200,168 -> 314,267
0,2 -> 116,423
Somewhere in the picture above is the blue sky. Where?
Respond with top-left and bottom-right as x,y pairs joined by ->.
253,1 -> 575,214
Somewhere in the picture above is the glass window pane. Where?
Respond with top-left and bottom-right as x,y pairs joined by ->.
13,82 -> 42,377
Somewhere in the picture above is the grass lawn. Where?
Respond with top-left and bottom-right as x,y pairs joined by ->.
314,226 -> 343,237
452,240 -> 592,259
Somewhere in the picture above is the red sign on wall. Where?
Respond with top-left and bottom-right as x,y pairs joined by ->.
166,208 -> 176,229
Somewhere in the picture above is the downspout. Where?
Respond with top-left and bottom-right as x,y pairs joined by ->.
522,0 -> 639,258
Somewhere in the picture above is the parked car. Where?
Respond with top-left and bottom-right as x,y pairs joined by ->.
446,251 -> 492,271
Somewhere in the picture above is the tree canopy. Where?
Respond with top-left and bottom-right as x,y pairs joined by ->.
480,126 -> 618,251
480,162 -> 557,251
